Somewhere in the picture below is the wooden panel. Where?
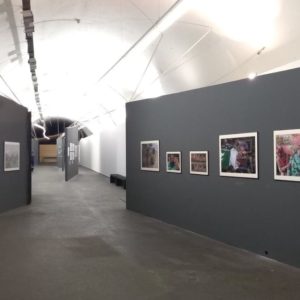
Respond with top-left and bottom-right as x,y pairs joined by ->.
39,144 -> 57,163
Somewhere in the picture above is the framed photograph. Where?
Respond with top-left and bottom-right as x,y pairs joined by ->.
274,129 -> 300,181
166,151 -> 181,173
219,132 -> 258,178
4,141 -> 20,171
190,151 -> 208,175
140,140 -> 159,171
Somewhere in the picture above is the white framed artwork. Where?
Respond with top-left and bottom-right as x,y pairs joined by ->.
219,132 -> 258,179
4,141 -> 20,171
140,140 -> 160,171
166,151 -> 181,173
274,129 -> 300,182
190,151 -> 208,175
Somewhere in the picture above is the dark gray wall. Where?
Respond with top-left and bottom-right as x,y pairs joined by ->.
65,127 -> 79,181
56,136 -> 64,170
126,67 -> 300,268
31,139 -> 39,166
0,96 -> 31,212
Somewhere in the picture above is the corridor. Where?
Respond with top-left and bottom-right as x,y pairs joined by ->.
0,166 -> 299,300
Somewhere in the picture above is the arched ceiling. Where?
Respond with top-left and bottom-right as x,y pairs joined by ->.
1,0 -> 300,129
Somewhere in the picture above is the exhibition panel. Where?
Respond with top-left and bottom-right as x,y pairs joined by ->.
0,96 -> 31,212
127,67 -> 300,268
31,139 -> 39,166
56,135 -> 65,171
65,127 -> 79,181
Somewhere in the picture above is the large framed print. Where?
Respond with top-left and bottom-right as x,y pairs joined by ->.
190,151 -> 208,175
140,140 -> 159,171
4,141 -> 20,171
219,132 -> 258,178
166,151 -> 181,173
274,129 -> 300,181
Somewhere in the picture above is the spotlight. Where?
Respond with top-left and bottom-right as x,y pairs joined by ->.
248,72 -> 257,80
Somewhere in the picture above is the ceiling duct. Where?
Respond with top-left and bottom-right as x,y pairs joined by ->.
22,0 -> 44,122
23,10 -> 34,37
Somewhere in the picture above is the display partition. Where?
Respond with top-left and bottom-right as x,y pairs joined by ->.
56,135 -> 65,171
31,139 -> 39,166
0,96 -> 31,212
126,67 -> 300,268
64,127 -> 79,181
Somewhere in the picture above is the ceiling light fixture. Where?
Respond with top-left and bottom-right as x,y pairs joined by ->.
248,72 -> 257,80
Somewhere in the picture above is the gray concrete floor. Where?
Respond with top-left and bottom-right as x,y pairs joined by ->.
0,166 -> 300,300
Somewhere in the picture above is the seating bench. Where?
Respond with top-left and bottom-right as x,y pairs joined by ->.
110,174 -> 126,189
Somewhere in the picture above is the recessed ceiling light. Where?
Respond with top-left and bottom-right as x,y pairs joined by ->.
248,72 -> 257,80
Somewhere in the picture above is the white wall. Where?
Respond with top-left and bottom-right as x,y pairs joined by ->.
80,121 -> 126,177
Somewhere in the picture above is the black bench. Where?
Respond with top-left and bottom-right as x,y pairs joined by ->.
110,174 -> 126,189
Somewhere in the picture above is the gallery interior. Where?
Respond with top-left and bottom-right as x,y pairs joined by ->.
1,0 -> 300,299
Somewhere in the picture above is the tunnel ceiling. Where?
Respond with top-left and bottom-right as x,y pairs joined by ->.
1,0 -> 300,129
33,117 -> 73,143
32,117 -> 92,143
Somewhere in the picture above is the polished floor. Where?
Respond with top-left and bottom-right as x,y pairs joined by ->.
0,166 -> 300,300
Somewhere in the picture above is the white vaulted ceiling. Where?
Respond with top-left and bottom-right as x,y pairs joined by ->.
0,0 -> 300,128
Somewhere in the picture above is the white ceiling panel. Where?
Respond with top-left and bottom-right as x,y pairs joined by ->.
0,0 -> 299,127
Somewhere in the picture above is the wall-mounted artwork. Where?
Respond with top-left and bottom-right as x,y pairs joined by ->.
141,140 -> 159,171
166,151 -> 181,173
219,132 -> 258,178
274,129 -> 300,181
190,151 -> 208,175
4,142 -> 20,171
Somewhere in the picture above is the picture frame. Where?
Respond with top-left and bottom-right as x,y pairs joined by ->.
190,151 -> 208,175
140,140 -> 160,171
219,132 -> 258,179
274,129 -> 300,182
4,141 -> 20,171
166,151 -> 181,173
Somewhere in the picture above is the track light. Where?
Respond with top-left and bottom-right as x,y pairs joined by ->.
248,72 -> 257,80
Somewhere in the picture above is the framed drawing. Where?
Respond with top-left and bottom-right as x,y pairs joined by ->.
219,132 -> 258,178
166,151 -> 181,173
4,141 -> 20,171
140,140 -> 159,171
274,129 -> 300,181
190,151 -> 208,175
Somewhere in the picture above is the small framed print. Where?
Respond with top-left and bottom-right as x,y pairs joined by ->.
4,141 -> 20,171
140,140 -> 159,171
219,132 -> 258,179
190,151 -> 208,175
166,151 -> 181,173
274,129 -> 300,181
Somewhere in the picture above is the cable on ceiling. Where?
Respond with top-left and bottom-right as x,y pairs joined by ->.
0,73 -> 22,104
133,27 -> 212,101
